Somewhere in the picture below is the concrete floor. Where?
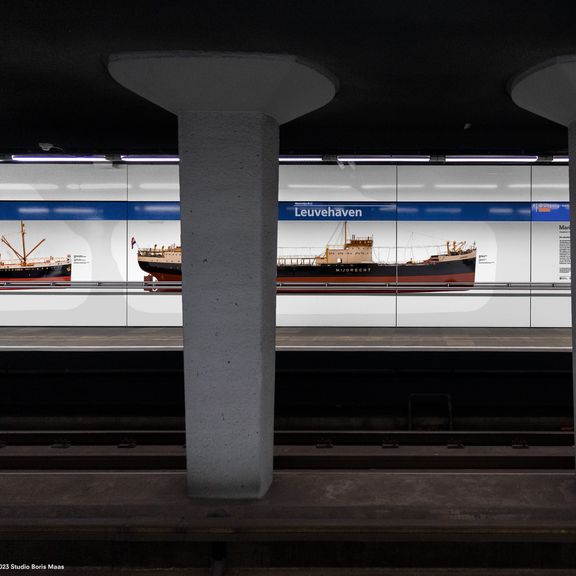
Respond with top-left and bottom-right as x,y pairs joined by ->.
1,470 -> 576,540
52,570 -> 576,575
0,326 -> 569,351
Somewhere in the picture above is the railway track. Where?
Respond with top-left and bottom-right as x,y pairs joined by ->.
0,429 -> 572,471
0,429 -> 572,445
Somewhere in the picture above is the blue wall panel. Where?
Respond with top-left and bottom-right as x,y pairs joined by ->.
0,201 -> 568,221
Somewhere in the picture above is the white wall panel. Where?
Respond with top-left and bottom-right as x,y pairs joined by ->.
125,164 -> 181,325
531,297 -> 571,327
277,295 -> 396,327
397,165 -> 531,202
277,220 -> 396,326
126,220 -> 182,326
280,165 -> 396,202
397,295 -> 531,327
0,164 -> 127,200
532,166 -> 569,201
397,221 -> 531,327
0,220 -> 126,326
530,221 -> 571,327
530,167 -> 570,326
0,163 -> 569,328
127,164 -> 180,201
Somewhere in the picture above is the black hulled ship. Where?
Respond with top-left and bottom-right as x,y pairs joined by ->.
135,223 -> 477,294
277,224 -> 476,293
0,222 -> 71,286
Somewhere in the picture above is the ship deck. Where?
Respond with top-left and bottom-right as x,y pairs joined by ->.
0,326 -> 569,352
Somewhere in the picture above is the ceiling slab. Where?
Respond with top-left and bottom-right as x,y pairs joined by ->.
1,0 -> 575,155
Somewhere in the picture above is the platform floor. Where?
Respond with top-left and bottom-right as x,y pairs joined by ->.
0,326 -> 569,351
1,470 -> 576,542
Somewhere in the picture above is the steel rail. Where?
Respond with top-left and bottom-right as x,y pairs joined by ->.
0,445 -> 571,471
0,429 -> 572,447
0,430 -> 571,471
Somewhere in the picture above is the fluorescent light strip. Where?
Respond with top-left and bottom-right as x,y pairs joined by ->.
445,155 -> 538,163
337,155 -> 430,163
125,155 -> 324,163
12,155 -> 109,163
279,156 -> 323,162
121,155 -> 179,163
6,153 -> 559,165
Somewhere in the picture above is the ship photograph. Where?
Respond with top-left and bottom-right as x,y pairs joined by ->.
135,244 -> 181,281
133,223 -> 477,294
0,221 -> 72,288
277,222 -> 476,293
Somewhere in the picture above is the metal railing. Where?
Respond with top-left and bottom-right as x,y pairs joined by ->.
0,280 -> 569,296
276,281 -> 572,296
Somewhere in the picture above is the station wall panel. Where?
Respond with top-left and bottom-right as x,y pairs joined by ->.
396,165 -> 531,202
393,165 -> 532,327
0,163 -> 569,327
531,165 -> 570,327
276,220 -> 396,326
532,165 -> 569,202
126,165 -> 181,326
0,163 -> 128,201
0,218 -> 127,326
396,221 -> 531,327
279,164 -> 396,202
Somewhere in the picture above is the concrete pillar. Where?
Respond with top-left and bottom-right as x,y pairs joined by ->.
108,52 -> 336,498
179,111 -> 278,497
510,55 -> 576,454
570,124 -> 576,397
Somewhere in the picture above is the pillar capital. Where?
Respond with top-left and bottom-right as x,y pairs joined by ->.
510,55 -> 576,127
108,51 -> 337,123
107,51 -> 336,499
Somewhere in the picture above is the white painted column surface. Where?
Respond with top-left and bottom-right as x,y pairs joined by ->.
108,52 -> 336,498
510,55 -> 576,459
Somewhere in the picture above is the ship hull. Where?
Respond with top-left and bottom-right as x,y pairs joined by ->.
138,255 -> 476,293
0,262 -> 71,289
138,260 -> 181,291
277,257 -> 475,293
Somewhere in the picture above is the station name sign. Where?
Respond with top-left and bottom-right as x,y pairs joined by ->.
0,201 -> 567,222
279,202 -> 395,221
278,202 -> 551,222
294,205 -> 363,219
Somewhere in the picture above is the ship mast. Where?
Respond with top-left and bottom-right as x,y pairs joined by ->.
0,221 -> 45,266
21,222 -> 26,265
344,221 -> 347,246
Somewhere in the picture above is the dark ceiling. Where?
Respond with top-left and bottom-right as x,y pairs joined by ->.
1,0 -> 576,156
